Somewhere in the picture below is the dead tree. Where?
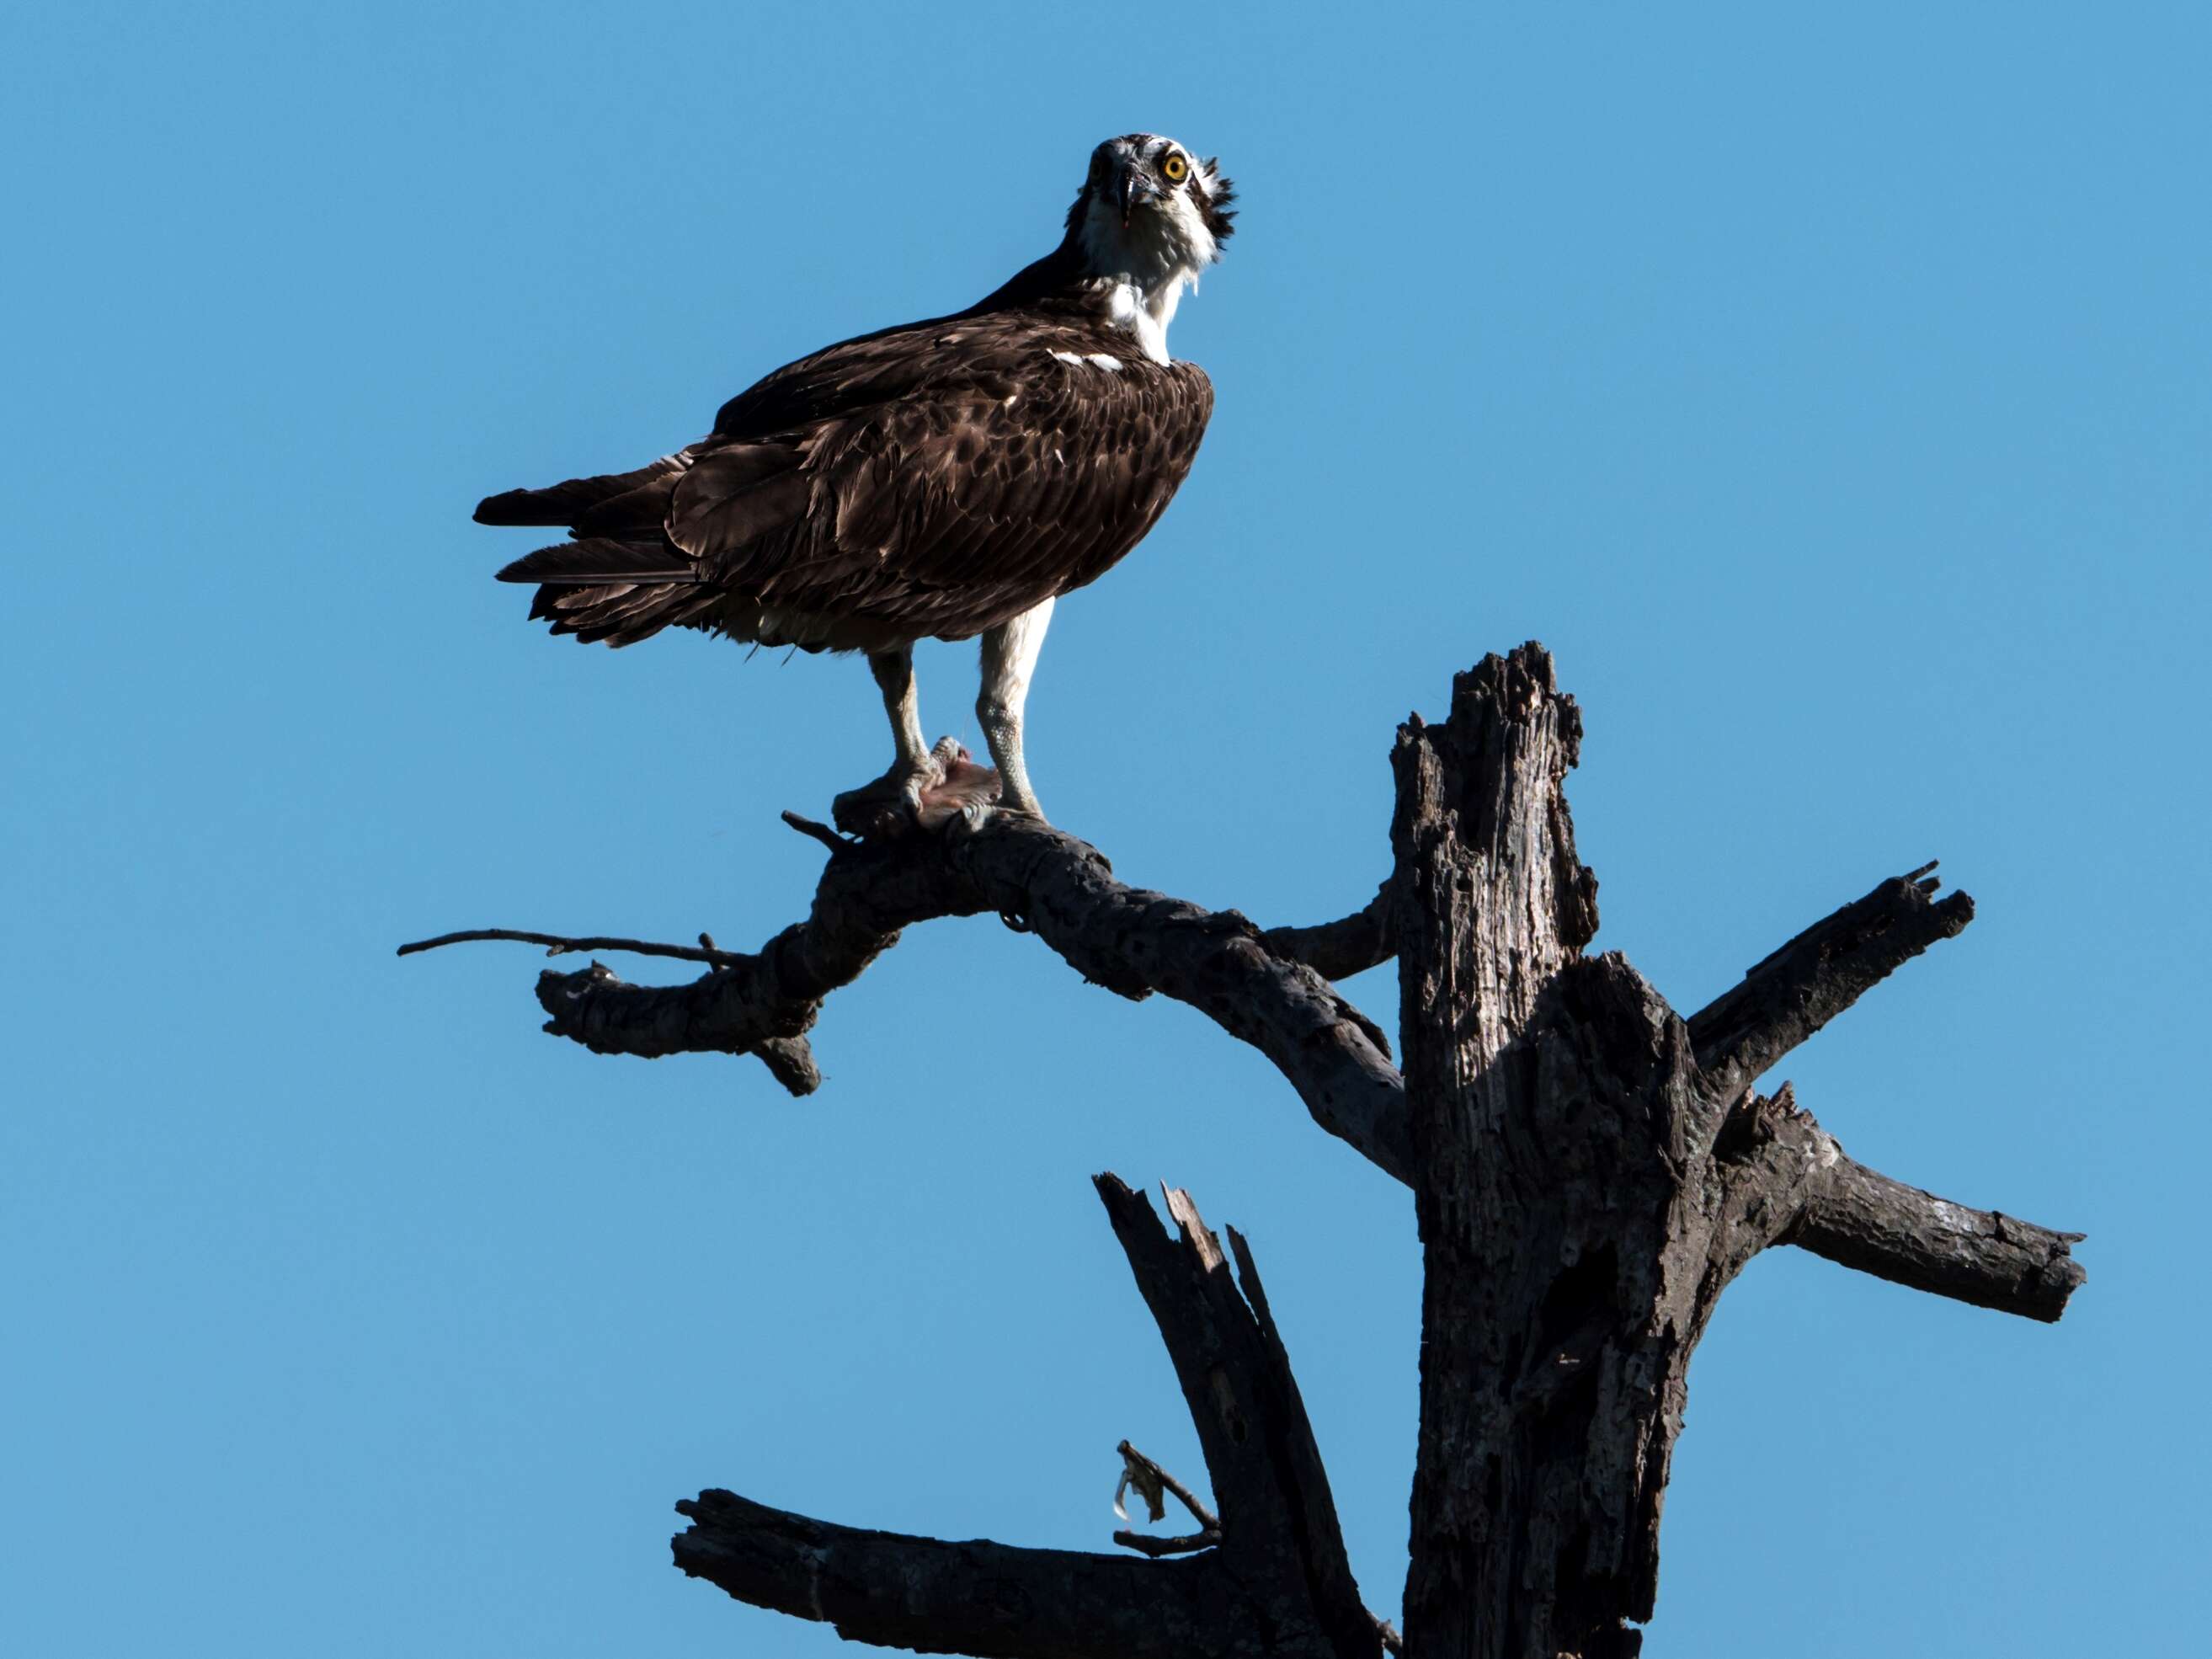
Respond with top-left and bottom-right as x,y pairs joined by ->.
403,643 -> 2083,1657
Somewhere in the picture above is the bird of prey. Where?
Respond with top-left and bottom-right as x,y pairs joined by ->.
476,132 -> 1234,835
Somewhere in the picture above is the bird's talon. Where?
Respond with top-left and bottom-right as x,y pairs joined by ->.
833,740 -> 1006,840
832,764 -> 941,840
915,745 -> 1003,832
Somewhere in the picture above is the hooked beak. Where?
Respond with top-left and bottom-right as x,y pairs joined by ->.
1114,160 -> 1159,227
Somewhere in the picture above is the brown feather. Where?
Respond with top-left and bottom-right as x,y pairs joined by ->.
479,243 -> 1213,653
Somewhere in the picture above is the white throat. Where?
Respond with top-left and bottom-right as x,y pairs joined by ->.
1077,194 -> 1217,365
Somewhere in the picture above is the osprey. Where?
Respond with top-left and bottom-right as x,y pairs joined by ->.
477,132 -> 1234,834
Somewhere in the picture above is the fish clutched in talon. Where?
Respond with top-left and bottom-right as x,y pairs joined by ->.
832,738 -> 1005,839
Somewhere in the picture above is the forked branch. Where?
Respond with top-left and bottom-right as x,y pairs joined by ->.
404,816 -> 1411,1179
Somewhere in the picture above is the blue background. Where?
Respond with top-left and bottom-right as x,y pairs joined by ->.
4,3 -> 2204,1652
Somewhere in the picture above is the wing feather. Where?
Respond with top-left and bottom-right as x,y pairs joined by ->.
482,308 -> 1214,649
680,335 -> 1213,638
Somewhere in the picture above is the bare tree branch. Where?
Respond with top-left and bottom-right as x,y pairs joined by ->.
1688,864 -> 1975,1099
673,1488 -> 1238,1659
418,819 -> 1412,1177
397,928 -> 818,1089
1259,879 -> 1394,982
1791,1150 -> 2087,1321
517,838 -> 967,1071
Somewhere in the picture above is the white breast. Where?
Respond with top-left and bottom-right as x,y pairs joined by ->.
1103,282 -> 1171,365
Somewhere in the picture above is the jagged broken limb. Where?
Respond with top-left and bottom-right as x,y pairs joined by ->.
672,1178 -> 1390,1658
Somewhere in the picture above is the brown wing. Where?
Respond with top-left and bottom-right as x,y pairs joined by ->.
669,321 -> 1214,643
488,312 -> 1213,648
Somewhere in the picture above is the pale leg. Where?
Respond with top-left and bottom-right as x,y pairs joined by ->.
832,647 -> 1000,837
872,647 -> 930,774
831,648 -> 939,837
977,597 -> 1054,820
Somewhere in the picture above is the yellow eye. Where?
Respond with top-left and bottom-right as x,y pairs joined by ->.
1161,152 -> 1190,184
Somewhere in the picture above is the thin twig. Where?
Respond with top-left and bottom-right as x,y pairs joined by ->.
1116,1439 -> 1220,1532
396,928 -> 745,969
780,809 -> 854,854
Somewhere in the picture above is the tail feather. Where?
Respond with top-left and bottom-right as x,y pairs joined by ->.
566,582 -> 701,645
531,580 -> 713,646
572,472 -> 684,539
495,537 -> 696,586
473,451 -> 693,527
495,536 -> 711,647
478,444 -> 782,648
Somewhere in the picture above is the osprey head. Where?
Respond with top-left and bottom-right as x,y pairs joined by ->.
1068,134 -> 1236,307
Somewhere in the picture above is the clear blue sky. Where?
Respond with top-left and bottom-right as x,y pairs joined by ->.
4,3 -> 2204,1653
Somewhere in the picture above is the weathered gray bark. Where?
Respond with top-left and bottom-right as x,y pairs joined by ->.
1388,646 -> 2081,1657
407,641 -> 2085,1658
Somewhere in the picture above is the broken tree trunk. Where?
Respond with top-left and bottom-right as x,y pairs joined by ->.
1388,646 -> 2075,1658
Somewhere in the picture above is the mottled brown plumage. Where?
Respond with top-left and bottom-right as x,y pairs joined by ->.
480,221 -> 1222,651
475,132 -> 1233,826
